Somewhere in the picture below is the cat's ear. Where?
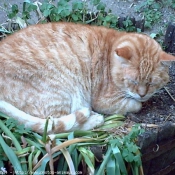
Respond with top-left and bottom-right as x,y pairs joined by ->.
115,47 -> 132,60
160,51 -> 175,61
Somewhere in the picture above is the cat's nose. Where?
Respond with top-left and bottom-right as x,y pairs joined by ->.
137,86 -> 147,98
139,94 -> 145,98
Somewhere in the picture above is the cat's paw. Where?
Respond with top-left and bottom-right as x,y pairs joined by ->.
78,107 -> 91,117
80,113 -> 104,130
75,107 -> 91,124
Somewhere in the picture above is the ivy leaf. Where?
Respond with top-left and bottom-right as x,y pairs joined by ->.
97,2 -> 106,11
91,0 -> 100,6
57,6 -> 64,14
27,4 -> 37,12
72,14 -> 79,21
16,124 -> 32,134
122,149 -> 134,162
43,9 -> 50,17
133,155 -> 141,165
12,4 -> 19,13
104,15 -> 112,22
61,9 -> 71,17
4,118 -> 18,130
72,2 -> 84,10
150,33 -> 157,38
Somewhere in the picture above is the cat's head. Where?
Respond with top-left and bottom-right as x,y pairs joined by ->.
111,33 -> 175,102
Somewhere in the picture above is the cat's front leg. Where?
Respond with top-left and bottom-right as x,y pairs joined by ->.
92,96 -> 142,115
121,99 -> 142,114
79,111 -> 104,131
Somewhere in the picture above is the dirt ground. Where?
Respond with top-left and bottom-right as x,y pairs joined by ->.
0,0 -> 175,127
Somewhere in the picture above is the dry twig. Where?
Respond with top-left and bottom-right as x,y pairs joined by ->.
164,86 -> 175,102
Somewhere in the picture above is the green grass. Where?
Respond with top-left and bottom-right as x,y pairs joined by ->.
0,113 -> 144,175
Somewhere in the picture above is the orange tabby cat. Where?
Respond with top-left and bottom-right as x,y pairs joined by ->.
0,22 -> 174,134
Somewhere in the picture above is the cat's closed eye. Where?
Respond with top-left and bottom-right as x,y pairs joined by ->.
148,82 -> 156,87
129,79 -> 138,85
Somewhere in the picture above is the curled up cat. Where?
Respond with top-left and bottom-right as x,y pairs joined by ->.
0,22 -> 175,134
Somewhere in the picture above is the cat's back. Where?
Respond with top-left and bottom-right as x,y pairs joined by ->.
0,22 -> 99,117
0,22 -> 93,57
0,23 -> 97,78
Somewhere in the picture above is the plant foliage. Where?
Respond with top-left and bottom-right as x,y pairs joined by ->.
0,113 -> 144,175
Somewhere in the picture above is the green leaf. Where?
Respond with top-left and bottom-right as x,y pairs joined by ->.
4,118 -> 17,130
111,144 -> 128,174
26,138 -> 45,155
61,9 -> 71,17
41,117 -> 50,143
150,33 -> 157,38
104,15 -> 112,22
27,4 -> 37,12
55,15 -> 61,21
107,156 -> 116,175
33,152 -> 60,175
40,3 -> 54,12
97,121 -> 123,129
70,146 -> 78,170
0,135 -> 23,172
72,2 -> 84,10
72,14 -> 79,21
57,154 -> 65,172
97,2 -> 106,11
12,4 -> 19,13
22,11 -> 31,20
92,0 -> 100,6
8,12 -> 16,19
28,152 -> 34,175
78,147 -> 95,174
105,114 -> 125,122
96,146 -> 112,175
153,2 -> 161,9
61,148 -> 76,174
43,10 -> 50,17
123,150 -> 135,162
16,124 -> 32,134
57,6 -> 64,14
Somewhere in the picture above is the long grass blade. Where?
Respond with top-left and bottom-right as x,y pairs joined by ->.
97,121 -> 124,129
26,138 -> 45,154
104,114 -> 125,122
33,150 -> 42,166
41,117 -> 50,143
106,157 -> 116,175
96,145 -> 112,175
61,148 -> 76,174
33,152 -> 60,175
0,134 -> 23,172
111,144 -> 128,175
0,120 -> 27,170
78,147 -> 95,174
33,138 -> 91,171
45,141 -> 54,174
28,152 -> 34,175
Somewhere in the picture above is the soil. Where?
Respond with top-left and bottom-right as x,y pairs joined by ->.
0,0 -> 175,128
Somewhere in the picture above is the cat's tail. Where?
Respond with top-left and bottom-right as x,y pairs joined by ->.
0,101 -> 104,134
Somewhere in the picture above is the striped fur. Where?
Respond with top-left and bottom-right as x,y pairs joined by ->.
0,22 -> 174,133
